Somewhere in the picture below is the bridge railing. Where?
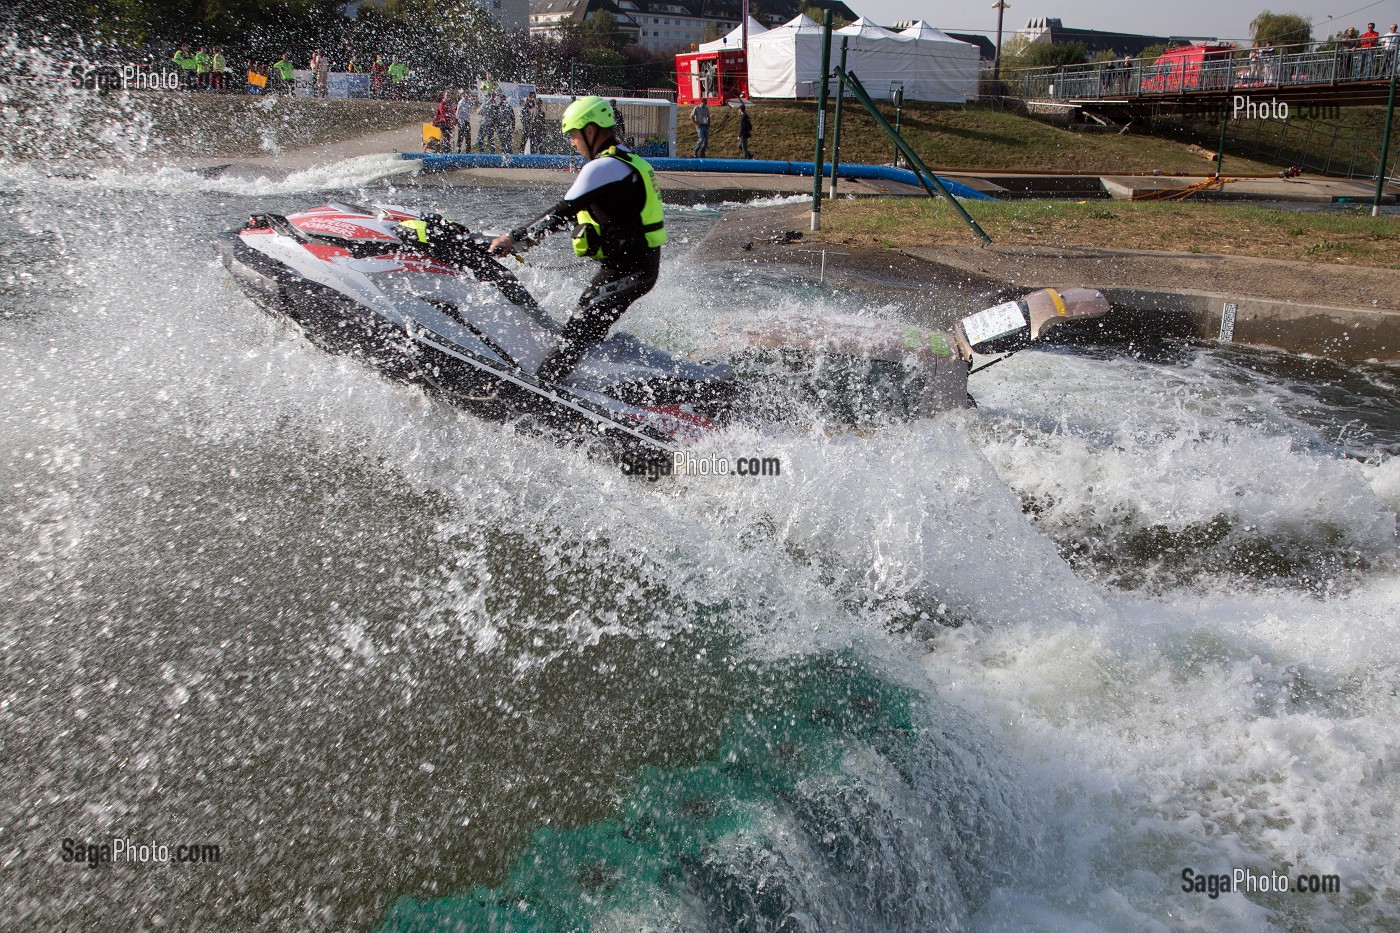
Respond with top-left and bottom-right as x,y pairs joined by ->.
1008,46 -> 1400,102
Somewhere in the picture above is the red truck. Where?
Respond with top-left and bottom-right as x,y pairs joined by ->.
1140,43 -> 1237,92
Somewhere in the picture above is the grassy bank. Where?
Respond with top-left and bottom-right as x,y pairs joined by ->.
680,100 -> 1281,174
1163,106 -> 1395,178
6,90 -> 428,160
815,198 -> 1400,268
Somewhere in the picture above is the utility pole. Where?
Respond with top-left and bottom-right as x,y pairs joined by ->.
811,8 -> 834,231
993,1 -> 1009,85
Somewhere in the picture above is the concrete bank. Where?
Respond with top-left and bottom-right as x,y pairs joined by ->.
408,163 -> 928,203
693,203 -> 1400,363
402,151 -> 1392,205
901,242 -> 1400,361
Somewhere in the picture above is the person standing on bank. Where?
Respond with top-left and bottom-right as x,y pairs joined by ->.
454,88 -> 473,154
387,56 -> 409,99
173,44 -> 196,89
210,46 -> 227,93
312,51 -> 330,98
194,46 -> 211,91
737,103 -> 753,159
272,53 -> 295,95
610,99 -> 627,146
487,97 -> 666,383
691,99 -> 709,157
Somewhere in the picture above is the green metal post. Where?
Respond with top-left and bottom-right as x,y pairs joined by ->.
829,38 -> 848,199
1215,96 -> 1229,177
1373,70 -> 1397,217
840,68 -> 992,245
811,9 -> 834,231
892,85 -> 903,167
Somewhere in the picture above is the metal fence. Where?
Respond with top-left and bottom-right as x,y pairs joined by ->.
1189,113 -> 1400,183
595,86 -> 677,102
1009,47 -> 1400,101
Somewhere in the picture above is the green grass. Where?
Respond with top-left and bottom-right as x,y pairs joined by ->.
817,198 -> 1400,268
1163,106 -> 1396,178
680,99 -> 1283,174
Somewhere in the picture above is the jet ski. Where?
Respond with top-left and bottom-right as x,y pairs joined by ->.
218,201 -> 1113,468
217,202 -> 736,468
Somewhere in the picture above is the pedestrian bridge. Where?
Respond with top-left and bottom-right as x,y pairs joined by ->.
1007,47 -> 1398,114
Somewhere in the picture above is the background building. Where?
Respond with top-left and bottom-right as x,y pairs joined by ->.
344,0 -> 530,33
530,0 -> 856,54
1017,16 -> 1213,57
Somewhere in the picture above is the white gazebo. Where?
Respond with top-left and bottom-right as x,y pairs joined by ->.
746,15 -> 979,102
699,16 -> 768,52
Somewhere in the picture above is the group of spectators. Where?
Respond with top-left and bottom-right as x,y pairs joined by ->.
432,87 -> 556,154
688,99 -> 753,159
1063,21 -> 1400,99
260,53 -> 410,97
172,46 -> 412,97
1241,23 -> 1398,82
1332,23 -> 1399,78
1244,23 -> 1400,81
431,88 -> 645,155
170,44 -> 230,91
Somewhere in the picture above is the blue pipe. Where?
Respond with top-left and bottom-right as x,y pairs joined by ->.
403,152 -> 995,201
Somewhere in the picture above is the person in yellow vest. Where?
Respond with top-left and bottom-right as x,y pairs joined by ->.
194,46 -> 211,91
172,44 -> 197,89
210,46 -> 227,92
487,97 -> 666,382
387,56 -> 409,99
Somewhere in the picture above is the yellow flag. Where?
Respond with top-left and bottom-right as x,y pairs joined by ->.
422,123 -> 443,143
247,70 -> 267,88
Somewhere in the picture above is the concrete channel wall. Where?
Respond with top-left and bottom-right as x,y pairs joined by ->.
1097,289 -> 1399,361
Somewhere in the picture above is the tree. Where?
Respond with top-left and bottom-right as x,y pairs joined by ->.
581,46 -> 625,86
1137,42 -> 1178,63
1017,41 -> 1088,68
576,9 -> 630,53
1250,10 -> 1312,50
998,35 -> 1091,69
801,5 -> 849,27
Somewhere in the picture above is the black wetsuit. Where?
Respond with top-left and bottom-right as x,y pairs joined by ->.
410,216 -> 540,312
509,144 -> 662,383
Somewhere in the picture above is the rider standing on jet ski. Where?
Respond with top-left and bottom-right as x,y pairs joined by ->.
483,96 -> 666,383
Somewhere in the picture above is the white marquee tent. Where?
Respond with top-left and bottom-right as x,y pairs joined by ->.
698,16 -> 768,52
746,15 -> 979,102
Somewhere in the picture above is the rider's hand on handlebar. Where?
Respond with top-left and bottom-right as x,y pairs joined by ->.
489,235 -> 516,257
